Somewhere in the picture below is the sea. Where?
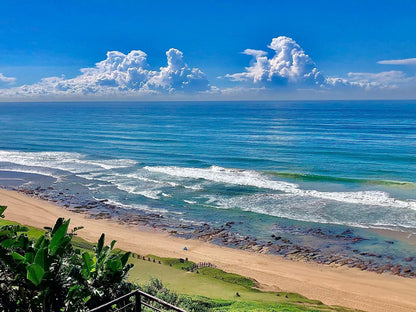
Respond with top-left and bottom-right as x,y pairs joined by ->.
0,101 -> 415,268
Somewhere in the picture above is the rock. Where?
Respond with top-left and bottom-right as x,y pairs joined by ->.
337,258 -> 352,266
342,229 -> 353,235
359,252 -> 381,258
391,265 -> 401,275
260,247 -> 270,254
351,237 -> 365,243
380,264 -> 393,271
251,245 -> 263,252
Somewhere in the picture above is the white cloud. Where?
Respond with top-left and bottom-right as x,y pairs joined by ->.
348,71 -> 410,87
0,48 -> 209,98
145,48 -> 209,92
1,36 -> 416,100
225,36 -> 416,96
378,58 -> 416,65
225,36 -> 325,86
242,49 -> 268,58
325,71 -> 416,90
0,73 -> 16,85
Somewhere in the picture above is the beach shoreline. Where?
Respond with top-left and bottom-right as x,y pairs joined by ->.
6,181 -> 416,280
1,188 -> 416,312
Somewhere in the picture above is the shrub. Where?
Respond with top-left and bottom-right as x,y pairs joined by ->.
0,206 -> 133,312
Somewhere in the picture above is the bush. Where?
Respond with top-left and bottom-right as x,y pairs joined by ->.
0,205 -> 133,312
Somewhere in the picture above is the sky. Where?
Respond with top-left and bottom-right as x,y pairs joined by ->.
0,0 -> 415,101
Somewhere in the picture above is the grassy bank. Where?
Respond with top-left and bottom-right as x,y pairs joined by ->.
0,218 -> 360,312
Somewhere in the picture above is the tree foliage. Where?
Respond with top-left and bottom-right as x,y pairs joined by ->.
0,206 -> 133,312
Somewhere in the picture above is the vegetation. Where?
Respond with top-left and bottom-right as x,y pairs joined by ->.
147,255 -> 256,289
0,206 -> 360,312
0,206 -> 133,311
129,256 -> 358,312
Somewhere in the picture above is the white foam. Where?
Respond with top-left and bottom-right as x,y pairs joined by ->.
135,190 -> 161,200
85,184 -> 110,191
0,150 -> 137,174
216,193 -> 416,230
0,167 -> 61,180
77,172 -> 103,180
105,199 -> 169,214
144,165 -> 297,191
184,200 -> 197,204
144,165 -> 416,210
183,184 -> 204,190
106,179 -> 162,199
123,173 -> 180,187
83,169 -> 205,198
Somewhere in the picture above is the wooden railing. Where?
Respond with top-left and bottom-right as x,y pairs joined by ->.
89,289 -> 187,312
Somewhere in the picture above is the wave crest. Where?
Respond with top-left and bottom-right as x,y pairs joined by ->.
144,165 -> 416,210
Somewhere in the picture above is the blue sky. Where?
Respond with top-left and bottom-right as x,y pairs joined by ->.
0,0 -> 415,100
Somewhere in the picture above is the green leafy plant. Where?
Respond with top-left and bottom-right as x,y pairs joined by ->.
0,206 -> 133,312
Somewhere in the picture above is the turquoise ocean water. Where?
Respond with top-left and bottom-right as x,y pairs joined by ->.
0,101 -> 415,262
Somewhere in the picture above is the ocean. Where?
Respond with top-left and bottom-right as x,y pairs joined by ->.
1,100 -> 416,270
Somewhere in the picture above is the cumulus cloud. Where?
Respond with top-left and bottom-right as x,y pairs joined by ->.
378,58 -> 416,65
0,48 -> 209,98
1,36 -> 416,100
145,48 -> 209,92
0,73 -> 16,85
225,36 -> 325,86
225,36 -> 416,95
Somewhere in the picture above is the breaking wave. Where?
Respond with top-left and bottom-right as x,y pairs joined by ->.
144,165 -> 416,210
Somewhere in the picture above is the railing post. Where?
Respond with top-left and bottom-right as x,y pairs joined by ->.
134,291 -> 141,312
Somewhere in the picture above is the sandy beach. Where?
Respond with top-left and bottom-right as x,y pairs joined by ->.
1,188 -> 416,312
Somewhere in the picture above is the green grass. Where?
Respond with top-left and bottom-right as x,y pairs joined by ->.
0,218 -> 94,252
0,219 -> 45,239
128,254 -> 359,311
198,266 -> 257,289
212,301 -> 322,312
210,300 -> 359,312
1,218 -> 360,311
146,254 -> 256,288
